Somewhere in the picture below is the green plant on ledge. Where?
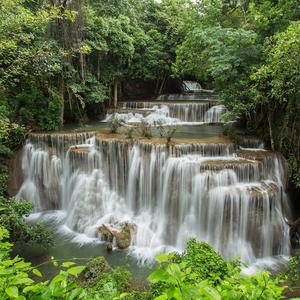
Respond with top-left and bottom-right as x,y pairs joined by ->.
139,119 -> 153,139
108,115 -> 124,134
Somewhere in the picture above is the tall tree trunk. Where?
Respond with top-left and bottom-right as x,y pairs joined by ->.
80,51 -> 85,82
114,80 -> 118,108
59,75 -> 65,127
268,110 -> 275,151
158,74 -> 167,95
97,53 -> 100,81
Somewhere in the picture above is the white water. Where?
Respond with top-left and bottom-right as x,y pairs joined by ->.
16,131 -> 290,266
106,103 -> 226,124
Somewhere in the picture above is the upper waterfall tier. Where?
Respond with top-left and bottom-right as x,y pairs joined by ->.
156,92 -> 218,101
15,131 -> 290,264
106,101 -> 226,124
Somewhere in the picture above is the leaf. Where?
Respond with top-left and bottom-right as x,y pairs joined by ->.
148,268 -> 169,283
65,288 -> 85,300
67,266 -> 86,276
62,262 -> 76,268
5,286 -> 19,298
32,268 -> 42,277
154,295 -> 168,300
155,253 -> 171,263
11,277 -> 34,285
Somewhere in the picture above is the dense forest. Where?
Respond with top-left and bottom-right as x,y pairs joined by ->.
0,0 -> 300,299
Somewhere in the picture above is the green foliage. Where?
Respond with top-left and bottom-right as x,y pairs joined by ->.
139,120 -> 153,139
282,252 -> 300,286
0,172 -> 8,196
288,156 -> 300,189
156,121 -> 177,144
80,256 -> 111,287
13,86 -> 63,131
108,116 -> 124,134
0,226 -> 86,299
175,238 -> 229,284
78,256 -> 131,300
0,106 -> 25,156
124,126 -> 135,140
0,196 -> 53,248
172,1 -> 300,183
147,239 -> 286,300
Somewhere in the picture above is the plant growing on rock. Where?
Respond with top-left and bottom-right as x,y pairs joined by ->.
108,115 -> 124,134
155,120 -> 177,144
124,126 -> 136,140
139,119 -> 153,139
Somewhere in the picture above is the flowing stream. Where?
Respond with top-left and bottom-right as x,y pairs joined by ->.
14,97 -> 291,272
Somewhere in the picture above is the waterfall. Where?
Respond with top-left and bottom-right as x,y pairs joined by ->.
16,132 -> 290,265
107,102 -> 225,124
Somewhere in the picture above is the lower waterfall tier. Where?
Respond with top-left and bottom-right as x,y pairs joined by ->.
15,132 -> 290,264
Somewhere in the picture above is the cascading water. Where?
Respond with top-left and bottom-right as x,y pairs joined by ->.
16,130 -> 290,266
107,102 -> 226,124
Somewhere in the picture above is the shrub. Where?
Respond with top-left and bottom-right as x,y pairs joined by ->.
139,119 -> 153,139
108,115 -> 124,134
156,121 -> 177,144
79,256 -> 132,297
0,111 -> 25,156
0,196 -> 53,248
124,126 -> 135,139
0,226 -> 86,299
281,251 -> 300,286
147,238 -> 287,300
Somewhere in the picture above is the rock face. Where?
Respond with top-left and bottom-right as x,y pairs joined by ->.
290,219 -> 300,251
99,223 -> 135,250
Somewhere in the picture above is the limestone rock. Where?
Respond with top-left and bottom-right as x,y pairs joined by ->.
98,223 -> 136,250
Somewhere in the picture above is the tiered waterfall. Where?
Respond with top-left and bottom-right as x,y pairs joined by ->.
15,96 -> 290,265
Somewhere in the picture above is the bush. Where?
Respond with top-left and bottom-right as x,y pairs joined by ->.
155,121 -> 177,144
176,238 -> 229,284
147,238 -> 286,300
281,251 -> 300,286
124,126 -> 136,139
288,156 -> 300,189
0,226 -> 87,299
139,120 -> 153,139
14,86 -> 63,131
0,111 -> 25,156
0,196 -> 53,248
108,115 -> 124,134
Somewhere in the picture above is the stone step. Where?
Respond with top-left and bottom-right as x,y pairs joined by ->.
211,181 -> 279,199
107,108 -> 154,115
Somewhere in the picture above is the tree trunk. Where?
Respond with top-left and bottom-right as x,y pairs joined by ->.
158,74 -> 167,95
59,75 -> 65,128
114,80 -> 118,108
97,53 -> 100,81
268,110 -> 275,151
80,51 -> 85,83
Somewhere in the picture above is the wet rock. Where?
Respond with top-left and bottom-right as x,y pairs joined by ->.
99,223 -> 136,250
289,219 -> 300,251
106,242 -> 113,252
